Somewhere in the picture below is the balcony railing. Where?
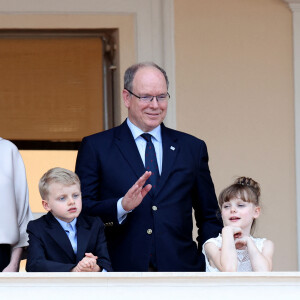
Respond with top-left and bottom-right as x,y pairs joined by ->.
1,272 -> 300,299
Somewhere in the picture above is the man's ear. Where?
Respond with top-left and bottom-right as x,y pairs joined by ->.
42,199 -> 51,212
253,206 -> 261,219
122,89 -> 131,108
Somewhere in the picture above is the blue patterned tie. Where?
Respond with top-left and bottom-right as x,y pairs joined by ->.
141,133 -> 159,269
141,133 -> 160,190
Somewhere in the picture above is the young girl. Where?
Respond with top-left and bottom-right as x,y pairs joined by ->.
202,177 -> 274,272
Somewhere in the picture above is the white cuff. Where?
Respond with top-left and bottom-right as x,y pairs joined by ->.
117,198 -> 131,224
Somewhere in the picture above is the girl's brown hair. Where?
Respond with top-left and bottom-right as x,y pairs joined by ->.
218,177 -> 261,233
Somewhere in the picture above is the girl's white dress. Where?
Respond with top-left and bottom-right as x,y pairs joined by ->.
202,234 -> 266,272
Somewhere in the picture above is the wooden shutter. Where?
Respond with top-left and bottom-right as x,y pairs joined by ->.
0,37 -> 103,141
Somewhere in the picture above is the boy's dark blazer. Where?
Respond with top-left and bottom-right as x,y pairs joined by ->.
26,212 -> 112,272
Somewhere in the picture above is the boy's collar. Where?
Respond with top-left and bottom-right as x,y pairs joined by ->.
54,216 -> 77,231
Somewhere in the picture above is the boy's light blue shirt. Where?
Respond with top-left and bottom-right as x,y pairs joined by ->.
55,217 -> 78,254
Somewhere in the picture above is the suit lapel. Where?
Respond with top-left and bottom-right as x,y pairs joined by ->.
44,212 -> 75,261
155,124 -> 179,197
76,215 -> 92,262
114,121 -> 179,198
114,121 -> 146,179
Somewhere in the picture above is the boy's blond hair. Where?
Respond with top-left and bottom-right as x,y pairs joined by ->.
39,167 -> 80,200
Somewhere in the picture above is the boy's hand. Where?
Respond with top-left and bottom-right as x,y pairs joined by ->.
85,253 -> 101,272
72,253 -> 100,272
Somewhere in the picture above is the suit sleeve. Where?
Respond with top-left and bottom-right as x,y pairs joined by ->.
93,218 -> 113,272
75,137 -> 119,224
193,141 -> 223,250
26,221 -> 76,272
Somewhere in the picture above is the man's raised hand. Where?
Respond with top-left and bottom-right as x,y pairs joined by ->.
121,171 -> 152,212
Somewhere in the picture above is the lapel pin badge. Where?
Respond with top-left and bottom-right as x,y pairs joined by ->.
170,146 -> 175,151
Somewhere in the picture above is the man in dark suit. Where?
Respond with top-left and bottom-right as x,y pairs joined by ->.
75,62 -> 222,271
26,167 -> 112,272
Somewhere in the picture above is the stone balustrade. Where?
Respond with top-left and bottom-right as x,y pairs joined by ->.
1,272 -> 300,299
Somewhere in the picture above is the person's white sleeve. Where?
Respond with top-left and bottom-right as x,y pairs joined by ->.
12,148 -> 33,249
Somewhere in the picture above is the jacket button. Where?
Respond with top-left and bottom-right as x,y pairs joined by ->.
147,229 -> 152,234
152,206 -> 157,211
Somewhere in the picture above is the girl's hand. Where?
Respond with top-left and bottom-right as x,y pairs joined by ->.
235,237 -> 248,250
223,226 -> 242,239
232,227 -> 243,239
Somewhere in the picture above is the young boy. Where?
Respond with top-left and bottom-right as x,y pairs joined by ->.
26,167 -> 112,272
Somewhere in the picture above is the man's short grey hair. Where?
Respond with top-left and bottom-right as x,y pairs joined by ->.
124,62 -> 169,91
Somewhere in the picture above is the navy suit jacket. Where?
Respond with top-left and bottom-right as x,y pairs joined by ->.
75,120 -> 222,271
26,212 -> 112,272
